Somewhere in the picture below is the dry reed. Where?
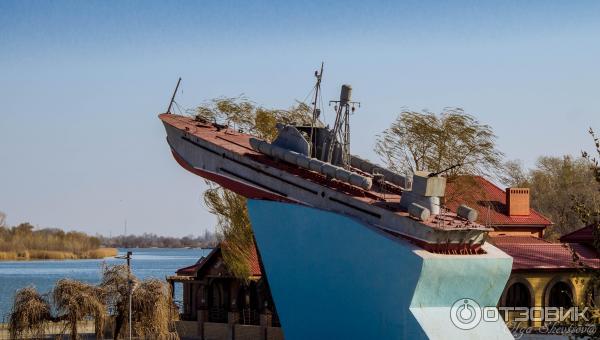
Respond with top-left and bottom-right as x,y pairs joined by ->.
0,247 -> 118,261
83,247 -> 118,259
0,251 -> 19,260
28,250 -> 78,260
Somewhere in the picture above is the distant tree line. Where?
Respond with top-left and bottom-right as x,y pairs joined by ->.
0,219 -> 115,260
504,155 -> 600,240
0,222 -> 101,252
98,230 -> 217,249
0,214 -> 217,259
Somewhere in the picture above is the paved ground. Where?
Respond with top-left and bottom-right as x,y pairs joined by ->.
0,321 -> 97,339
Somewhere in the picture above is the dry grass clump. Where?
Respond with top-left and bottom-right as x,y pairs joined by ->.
28,250 -> 78,260
131,279 -> 179,339
0,250 -> 31,260
52,279 -> 107,339
0,248 -> 117,261
8,286 -> 52,339
83,247 -> 118,259
0,251 -> 19,260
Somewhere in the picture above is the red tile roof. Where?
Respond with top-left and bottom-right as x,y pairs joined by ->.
175,247 -> 218,276
445,176 -> 552,227
491,236 -> 600,270
175,243 -> 262,277
246,243 -> 262,276
560,225 -> 595,244
492,236 -> 550,245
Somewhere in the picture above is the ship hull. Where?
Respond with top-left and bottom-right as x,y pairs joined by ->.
247,199 -> 514,340
161,118 -> 487,253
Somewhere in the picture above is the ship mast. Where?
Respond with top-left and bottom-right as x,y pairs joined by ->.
308,63 -> 324,158
327,85 -> 360,168
166,77 -> 182,114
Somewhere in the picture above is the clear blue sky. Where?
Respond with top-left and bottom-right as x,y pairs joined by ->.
1,1 -> 599,237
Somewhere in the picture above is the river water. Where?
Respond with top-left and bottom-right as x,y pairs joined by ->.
0,248 -> 210,321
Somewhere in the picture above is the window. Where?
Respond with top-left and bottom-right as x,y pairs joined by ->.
548,281 -> 573,309
505,282 -> 531,308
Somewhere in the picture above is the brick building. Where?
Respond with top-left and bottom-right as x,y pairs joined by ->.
447,176 -> 600,327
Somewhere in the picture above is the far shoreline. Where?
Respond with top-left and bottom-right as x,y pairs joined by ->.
0,247 -> 213,261
0,247 -> 118,261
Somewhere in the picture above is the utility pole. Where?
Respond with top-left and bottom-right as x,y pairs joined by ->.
309,63 -> 324,158
123,219 -> 127,249
115,251 -> 133,340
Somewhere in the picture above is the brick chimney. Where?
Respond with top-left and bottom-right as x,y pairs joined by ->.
505,188 -> 530,216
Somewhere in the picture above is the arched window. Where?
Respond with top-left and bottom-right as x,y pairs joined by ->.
548,281 -> 573,309
501,281 -> 533,327
505,282 -> 532,308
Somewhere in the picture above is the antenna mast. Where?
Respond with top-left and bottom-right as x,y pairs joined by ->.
327,85 -> 360,168
309,63 -> 324,158
166,77 -> 182,114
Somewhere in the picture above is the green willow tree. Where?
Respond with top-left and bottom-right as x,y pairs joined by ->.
375,108 -> 504,179
204,185 -> 254,279
375,108 -> 505,208
195,97 -> 312,278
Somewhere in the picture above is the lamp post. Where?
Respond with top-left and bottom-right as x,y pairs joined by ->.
115,251 -> 133,340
